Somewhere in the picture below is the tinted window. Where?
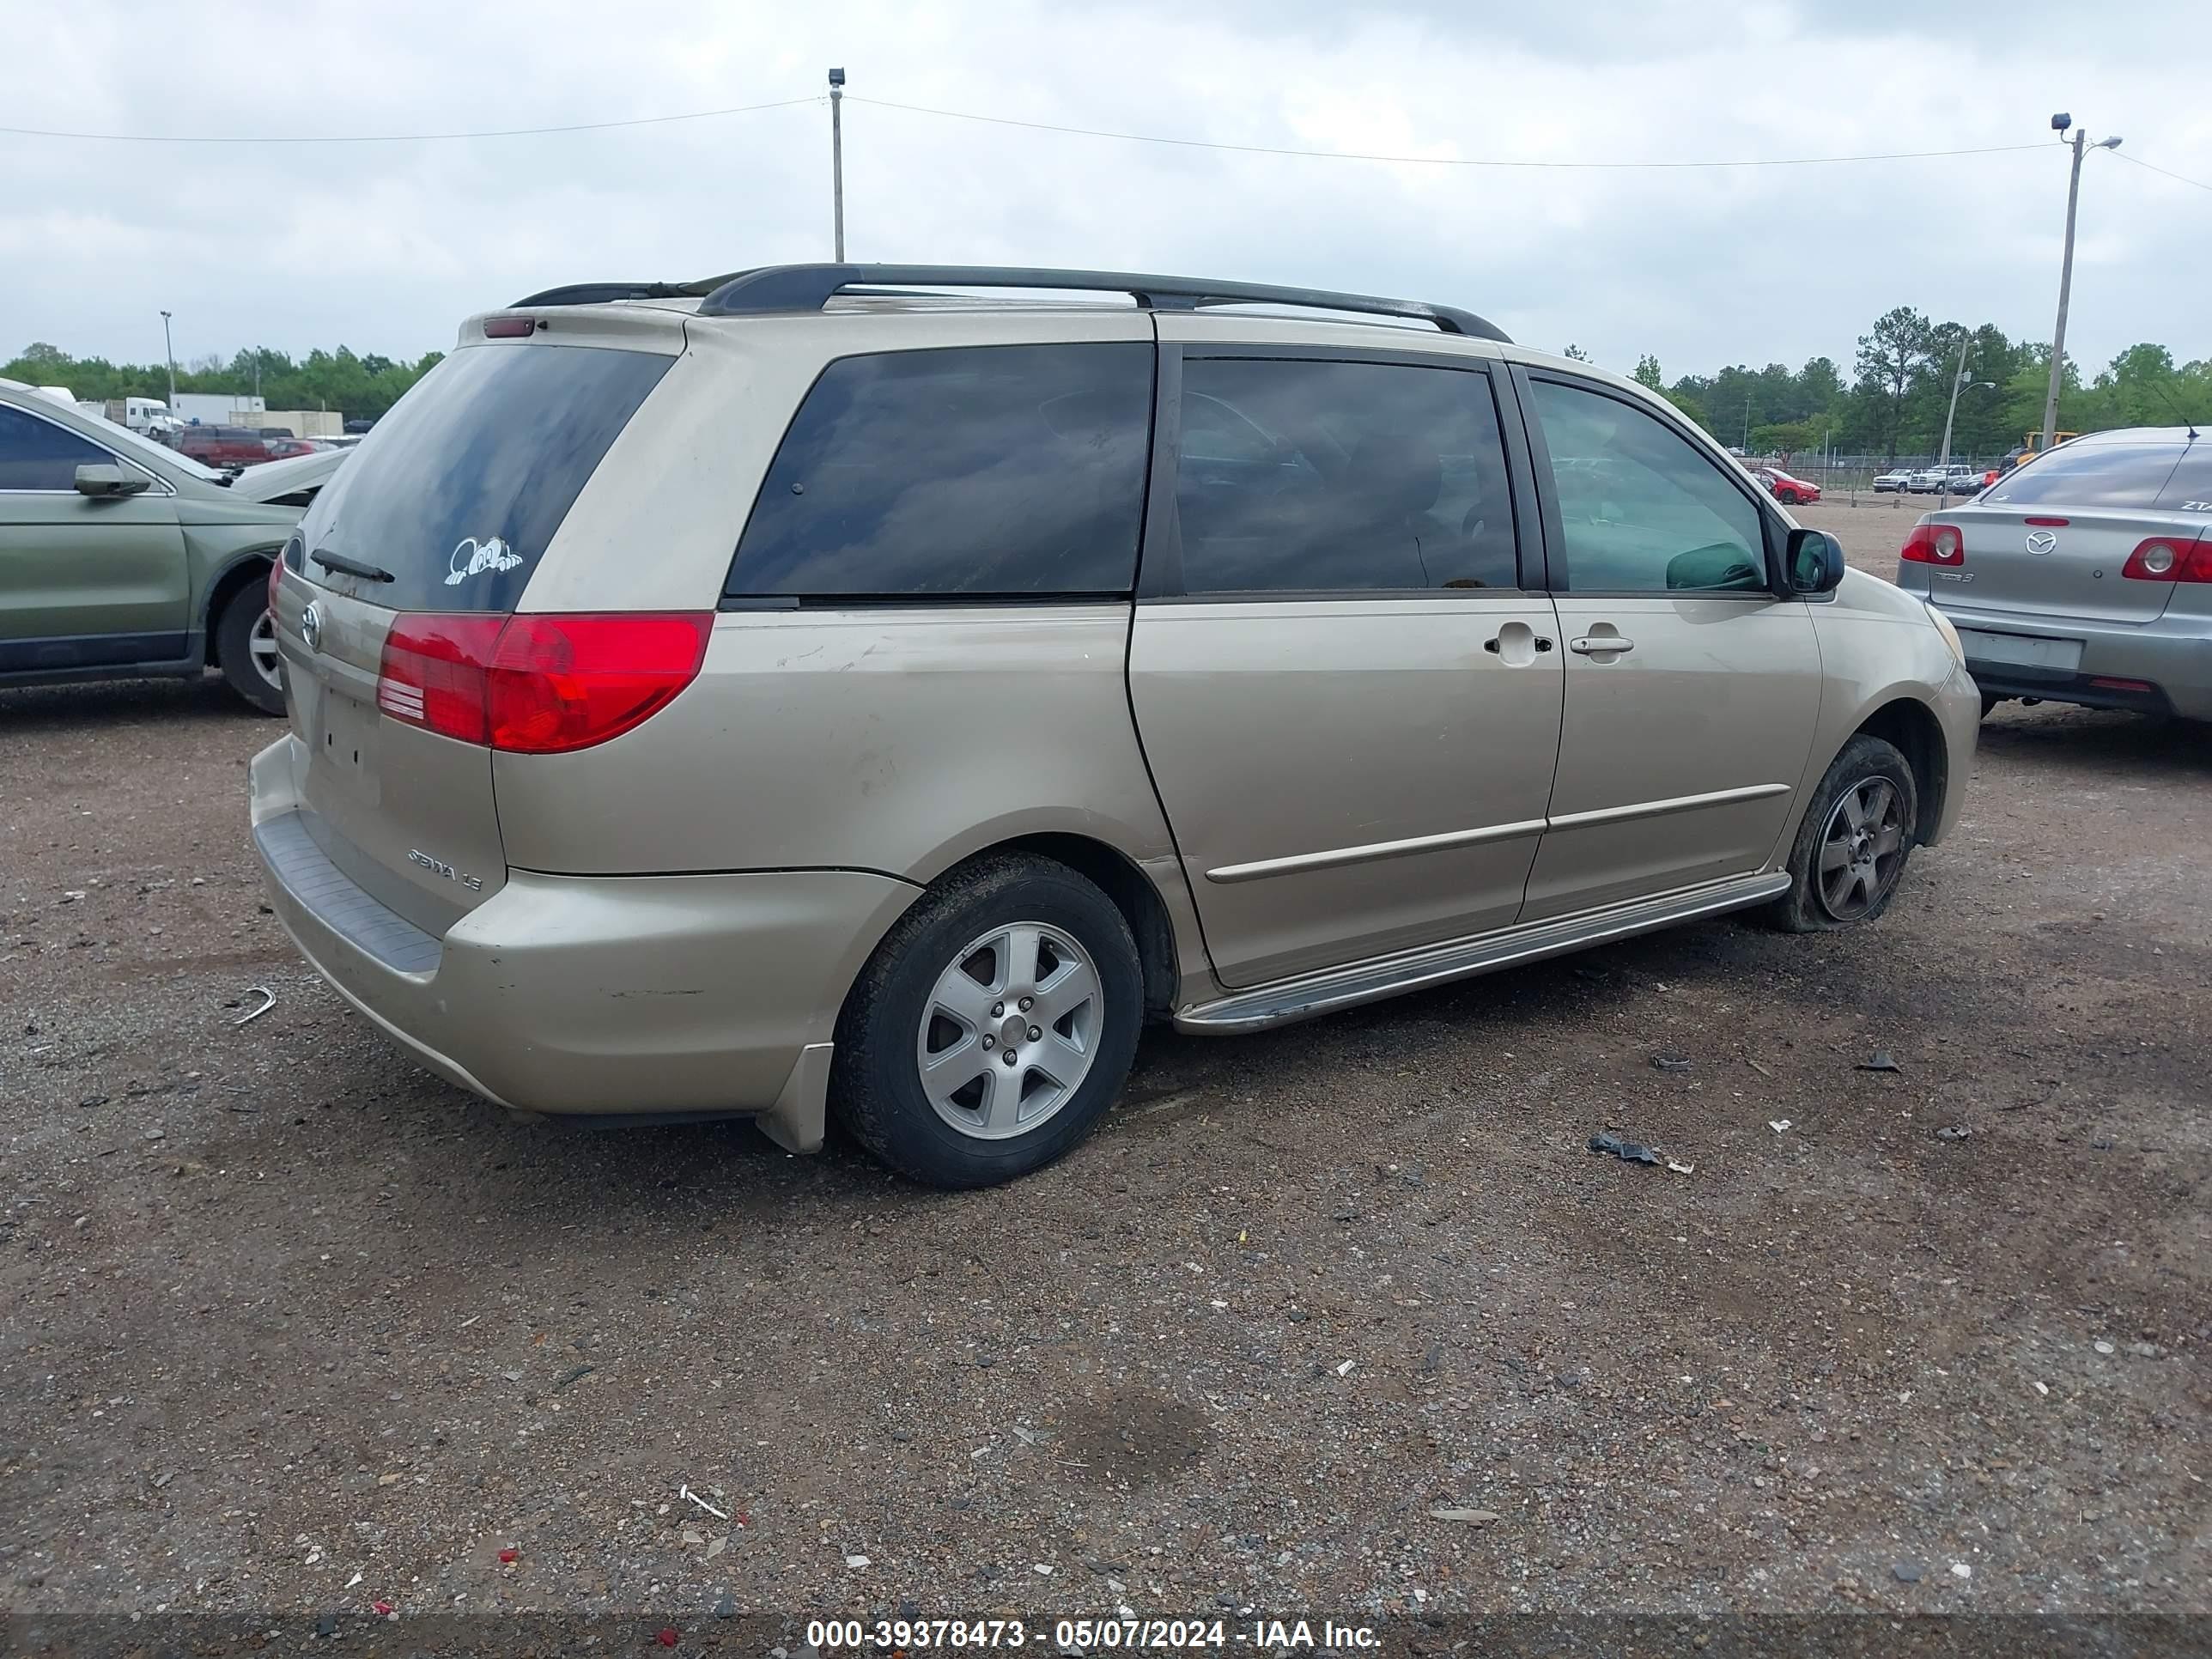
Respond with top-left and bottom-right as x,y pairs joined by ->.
1987,442 -> 2187,507
1175,358 -> 1516,593
0,404 -> 109,490
729,343 -> 1152,597
302,343 -> 672,611
2155,446 -> 2212,512
1529,380 -> 1768,592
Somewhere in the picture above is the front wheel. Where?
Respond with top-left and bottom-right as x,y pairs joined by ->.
1778,489 -> 1800,505
214,580 -> 285,715
830,854 -> 1144,1188
1765,734 -> 1919,933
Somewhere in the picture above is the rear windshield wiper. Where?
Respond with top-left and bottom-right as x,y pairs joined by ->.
309,549 -> 396,584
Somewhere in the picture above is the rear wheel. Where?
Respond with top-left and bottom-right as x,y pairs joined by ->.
214,579 -> 284,715
1765,734 -> 1918,933
830,854 -> 1143,1188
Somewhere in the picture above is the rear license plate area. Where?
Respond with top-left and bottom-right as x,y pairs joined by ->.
316,691 -> 381,805
1958,629 -> 2081,673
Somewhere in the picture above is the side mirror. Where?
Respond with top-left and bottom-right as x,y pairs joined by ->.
76,463 -> 149,499
1786,526 -> 1846,594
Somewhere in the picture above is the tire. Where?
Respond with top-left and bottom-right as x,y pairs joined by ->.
1979,691 -> 2002,720
830,854 -> 1144,1188
1765,734 -> 1919,933
213,578 -> 284,715
1778,489 -> 1800,505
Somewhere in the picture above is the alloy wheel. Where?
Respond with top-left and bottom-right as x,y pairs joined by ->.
1815,777 -> 1905,921
915,922 -> 1103,1139
248,608 -> 283,693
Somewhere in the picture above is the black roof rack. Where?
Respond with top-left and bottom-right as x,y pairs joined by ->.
509,265 -> 1508,342
686,264 -> 1510,342
508,272 -> 758,307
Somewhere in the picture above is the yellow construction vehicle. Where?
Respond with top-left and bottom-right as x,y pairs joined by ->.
1996,428 -> 2081,476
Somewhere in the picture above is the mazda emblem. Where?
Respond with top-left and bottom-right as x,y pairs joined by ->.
300,602 -> 323,653
2025,531 -> 2057,555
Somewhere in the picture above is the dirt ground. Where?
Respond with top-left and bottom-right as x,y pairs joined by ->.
2,507 -> 2205,1637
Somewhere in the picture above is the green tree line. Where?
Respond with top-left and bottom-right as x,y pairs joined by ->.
1632,313 -> 2212,464
14,310 -> 2209,455
3,341 -> 444,422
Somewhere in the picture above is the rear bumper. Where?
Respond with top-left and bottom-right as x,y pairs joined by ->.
1918,598 -> 2212,720
247,737 -> 920,1146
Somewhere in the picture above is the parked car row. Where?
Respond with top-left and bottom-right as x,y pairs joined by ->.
1874,465 -> 1984,495
163,425 -> 353,469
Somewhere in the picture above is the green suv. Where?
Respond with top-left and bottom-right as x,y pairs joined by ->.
0,378 -> 340,713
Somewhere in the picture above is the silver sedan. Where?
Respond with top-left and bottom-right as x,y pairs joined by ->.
1895,427 -> 2212,720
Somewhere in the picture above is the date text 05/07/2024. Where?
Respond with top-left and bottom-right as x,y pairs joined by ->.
805,1618 -> 1382,1650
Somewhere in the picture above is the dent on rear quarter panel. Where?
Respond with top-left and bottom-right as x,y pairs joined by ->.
490,605 -> 1217,992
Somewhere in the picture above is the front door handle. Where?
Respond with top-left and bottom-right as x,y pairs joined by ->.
1569,635 -> 1635,657
1482,621 -> 1555,665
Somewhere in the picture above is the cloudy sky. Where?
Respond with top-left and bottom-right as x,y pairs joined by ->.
4,0 -> 2207,381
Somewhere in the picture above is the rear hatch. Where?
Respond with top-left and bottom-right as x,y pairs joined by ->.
271,328 -> 678,936
1926,438 -> 2212,626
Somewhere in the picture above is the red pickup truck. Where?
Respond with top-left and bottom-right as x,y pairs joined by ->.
173,425 -> 271,468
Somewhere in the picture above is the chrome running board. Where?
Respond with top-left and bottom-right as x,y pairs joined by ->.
1174,872 -> 1791,1034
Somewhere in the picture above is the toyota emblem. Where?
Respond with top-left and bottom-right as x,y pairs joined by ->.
299,602 -> 324,653
2025,531 -> 2058,555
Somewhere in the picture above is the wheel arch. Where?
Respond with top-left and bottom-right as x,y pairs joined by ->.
935,832 -> 1185,1019
198,546 -> 283,665
1850,696 -> 1948,846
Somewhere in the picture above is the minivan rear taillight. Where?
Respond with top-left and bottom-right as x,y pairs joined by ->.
377,612 -> 712,753
2121,533 -> 2212,583
1899,524 -> 1963,566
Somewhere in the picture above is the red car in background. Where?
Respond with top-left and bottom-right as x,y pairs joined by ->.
172,425 -> 272,468
1753,465 -> 1821,505
262,437 -> 319,459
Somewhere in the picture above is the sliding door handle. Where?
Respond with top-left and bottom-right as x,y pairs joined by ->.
1569,635 -> 1634,656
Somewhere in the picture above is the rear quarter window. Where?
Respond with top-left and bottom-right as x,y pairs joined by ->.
302,342 -> 672,611
726,342 -> 1153,599
2152,445 -> 2212,512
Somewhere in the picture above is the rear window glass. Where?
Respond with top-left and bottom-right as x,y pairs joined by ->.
1986,442 -> 2186,507
727,343 -> 1152,598
302,342 -> 672,611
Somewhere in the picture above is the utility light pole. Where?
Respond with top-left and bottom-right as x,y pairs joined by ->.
1938,332 -> 1995,471
828,67 -> 847,262
2041,113 -> 2121,453
160,309 -> 175,410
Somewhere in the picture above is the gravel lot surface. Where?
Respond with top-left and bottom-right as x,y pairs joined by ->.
3,507 -> 2205,1632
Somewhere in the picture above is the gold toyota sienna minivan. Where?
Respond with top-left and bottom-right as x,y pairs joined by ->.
250,264 -> 1979,1188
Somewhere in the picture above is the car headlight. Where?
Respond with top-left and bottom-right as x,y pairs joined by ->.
1923,602 -> 1965,666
